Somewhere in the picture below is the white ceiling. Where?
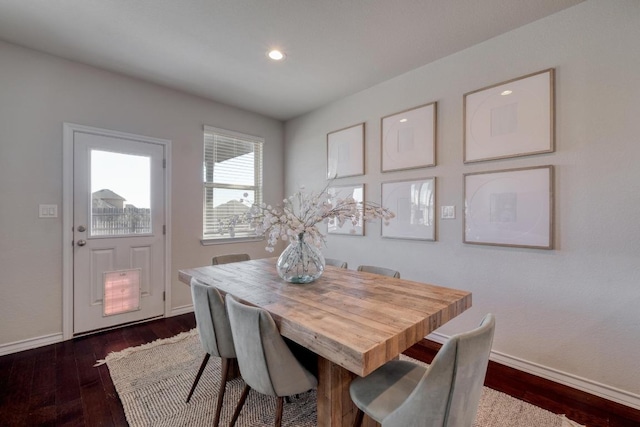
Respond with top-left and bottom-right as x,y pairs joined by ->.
0,0 -> 584,121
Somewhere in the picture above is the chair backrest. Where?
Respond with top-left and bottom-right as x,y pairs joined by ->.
357,265 -> 400,278
225,295 -> 317,397
190,278 -> 236,359
384,314 -> 495,427
212,253 -> 250,265
325,258 -> 348,269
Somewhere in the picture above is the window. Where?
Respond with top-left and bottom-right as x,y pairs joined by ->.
202,126 -> 263,242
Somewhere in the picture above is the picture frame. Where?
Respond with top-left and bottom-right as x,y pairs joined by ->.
381,177 -> 436,241
381,102 -> 436,172
327,123 -> 365,179
463,68 -> 555,163
327,184 -> 365,236
464,165 -> 554,249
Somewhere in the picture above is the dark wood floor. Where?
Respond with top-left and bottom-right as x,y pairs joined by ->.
0,314 -> 196,426
1,314 -> 639,426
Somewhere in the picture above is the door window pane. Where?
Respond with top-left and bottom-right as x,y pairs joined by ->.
91,150 -> 152,236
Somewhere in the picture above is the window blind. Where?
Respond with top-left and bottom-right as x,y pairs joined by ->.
203,126 -> 263,240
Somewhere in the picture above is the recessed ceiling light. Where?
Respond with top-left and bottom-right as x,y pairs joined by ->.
501,90 -> 513,96
400,118 -> 408,123
267,50 -> 286,61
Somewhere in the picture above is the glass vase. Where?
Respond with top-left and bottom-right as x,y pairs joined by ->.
276,233 -> 325,284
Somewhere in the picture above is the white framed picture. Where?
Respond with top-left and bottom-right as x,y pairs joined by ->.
381,177 -> 436,241
327,184 -> 364,236
381,102 -> 436,172
327,123 -> 365,179
464,165 -> 554,249
464,68 -> 554,163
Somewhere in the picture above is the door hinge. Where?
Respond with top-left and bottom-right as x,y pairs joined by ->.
163,291 -> 166,301
163,225 -> 166,235
162,158 -> 166,169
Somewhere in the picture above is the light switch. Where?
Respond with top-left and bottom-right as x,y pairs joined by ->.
441,205 -> 455,219
39,204 -> 58,218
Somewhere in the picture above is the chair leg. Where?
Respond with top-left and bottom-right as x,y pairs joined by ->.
352,408 -> 364,427
230,384 -> 251,427
213,357 -> 231,427
274,396 -> 284,427
186,353 -> 210,403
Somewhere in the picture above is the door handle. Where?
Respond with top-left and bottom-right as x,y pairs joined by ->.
77,239 -> 87,247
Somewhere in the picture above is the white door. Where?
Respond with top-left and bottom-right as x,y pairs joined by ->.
72,130 -> 166,335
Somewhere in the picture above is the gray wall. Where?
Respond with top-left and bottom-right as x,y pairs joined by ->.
285,1 -> 640,404
0,40 -> 284,344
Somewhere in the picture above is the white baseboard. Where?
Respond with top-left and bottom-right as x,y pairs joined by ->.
427,332 -> 640,411
0,332 -> 63,357
170,304 -> 194,317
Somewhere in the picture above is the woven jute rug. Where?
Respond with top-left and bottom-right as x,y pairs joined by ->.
101,330 -> 584,427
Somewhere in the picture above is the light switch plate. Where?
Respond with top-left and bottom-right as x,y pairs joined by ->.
39,204 -> 58,218
441,205 -> 455,219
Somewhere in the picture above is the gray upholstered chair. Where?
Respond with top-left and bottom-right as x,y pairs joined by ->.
349,314 -> 495,427
357,264 -> 400,278
225,295 -> 318,427
325,258 -> 348,269
211,253 -> 250,265
186,279 -> 237,427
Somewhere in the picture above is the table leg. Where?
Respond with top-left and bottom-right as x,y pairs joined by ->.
316,356 -> 380,427
227,358 -> 241,380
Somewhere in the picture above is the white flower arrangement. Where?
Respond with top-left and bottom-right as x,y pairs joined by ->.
243,184 -> 395,252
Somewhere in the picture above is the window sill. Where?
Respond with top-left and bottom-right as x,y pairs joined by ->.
200,236 -> 264,246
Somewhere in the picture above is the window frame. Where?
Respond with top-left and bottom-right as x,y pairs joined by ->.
201,125 -> 264,245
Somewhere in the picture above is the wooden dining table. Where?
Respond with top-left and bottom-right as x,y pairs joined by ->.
178,258 -> 472,427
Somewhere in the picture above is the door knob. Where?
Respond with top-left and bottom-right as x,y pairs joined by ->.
77,239 -> 86,246
77,225 -> 86,232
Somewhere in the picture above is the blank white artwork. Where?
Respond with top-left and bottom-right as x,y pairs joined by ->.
327,184 -> 364,235
327,123 -> 364,178
381,103 -> 435,171
464,69 -> 554,163
382,178 -> 436,240
490,102 -> 518,136
397,128 -> 415,152
464,166 -> 553,249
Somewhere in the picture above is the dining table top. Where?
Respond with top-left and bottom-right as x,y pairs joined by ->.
178,257 -> 472,377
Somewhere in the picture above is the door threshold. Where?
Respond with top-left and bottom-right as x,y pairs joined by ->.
73,315 -> 164,339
